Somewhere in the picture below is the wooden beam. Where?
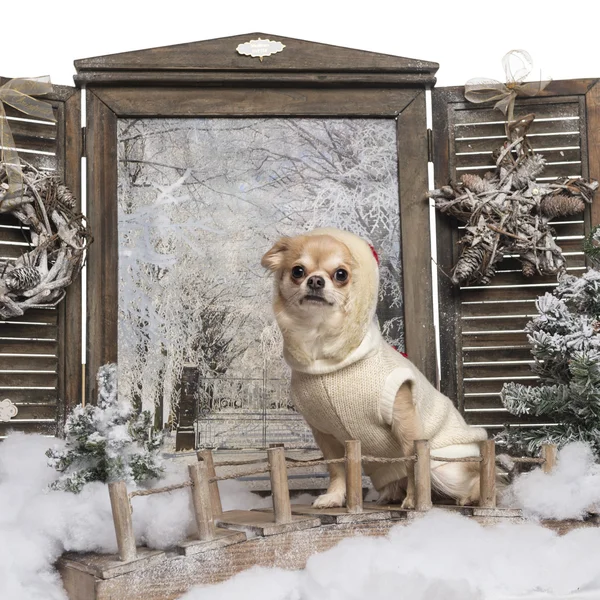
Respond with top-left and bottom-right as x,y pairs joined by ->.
268,447 -> 292,524
345,440 -> 363,514
108,482 -> 136,562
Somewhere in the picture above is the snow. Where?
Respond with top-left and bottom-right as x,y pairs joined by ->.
501,442 -> 600,520
181,511 -> 600,600
2,434 -> 600,600
0,432 -> 268,600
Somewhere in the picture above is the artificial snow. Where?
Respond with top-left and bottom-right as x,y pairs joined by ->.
0,432 -> 268,599
501,442 -> 600,520
181,511 -> 600,600
2,434 -> 600,600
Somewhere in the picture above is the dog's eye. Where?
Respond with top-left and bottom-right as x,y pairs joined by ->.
291,266 -> 305,279
334,269 -> 348,282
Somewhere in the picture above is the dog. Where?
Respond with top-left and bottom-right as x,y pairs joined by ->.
261,228 -> 488,509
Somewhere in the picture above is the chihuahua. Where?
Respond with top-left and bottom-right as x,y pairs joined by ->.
262,228 -> 487,508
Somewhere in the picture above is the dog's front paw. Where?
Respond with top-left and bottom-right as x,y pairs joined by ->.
312,491 -> 346,509
400,494 -> 415,510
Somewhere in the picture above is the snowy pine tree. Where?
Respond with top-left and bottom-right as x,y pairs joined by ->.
46,364 -> 164,493
498,225 -> 600,456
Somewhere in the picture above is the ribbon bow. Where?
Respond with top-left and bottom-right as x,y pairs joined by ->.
464,50 -> 550,122
0,76 -> 57,200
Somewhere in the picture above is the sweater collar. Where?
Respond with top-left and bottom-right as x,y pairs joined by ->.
284,320 -> 382,375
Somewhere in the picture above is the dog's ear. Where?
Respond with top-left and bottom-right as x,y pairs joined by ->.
261,237 -> 290,271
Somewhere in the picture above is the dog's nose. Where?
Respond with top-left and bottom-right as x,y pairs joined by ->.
307,275 -> 325,290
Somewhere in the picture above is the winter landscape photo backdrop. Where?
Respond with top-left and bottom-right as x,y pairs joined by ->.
117,117 -> 403,448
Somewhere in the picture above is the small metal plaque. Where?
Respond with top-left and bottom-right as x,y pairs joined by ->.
0,398 -> 18,422
236,38 -> 285,61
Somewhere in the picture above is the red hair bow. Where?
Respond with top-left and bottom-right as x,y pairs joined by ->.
369,244 -> 379,265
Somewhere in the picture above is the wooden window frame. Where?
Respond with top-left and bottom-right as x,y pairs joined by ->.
83,86 -> 435,403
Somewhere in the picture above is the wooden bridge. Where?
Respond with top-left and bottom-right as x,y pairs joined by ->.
59,439 -> 582,600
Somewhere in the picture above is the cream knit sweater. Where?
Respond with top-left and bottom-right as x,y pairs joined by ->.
290,322 -> 488,490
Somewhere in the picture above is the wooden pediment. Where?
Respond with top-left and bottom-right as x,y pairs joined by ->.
74,32 -> 438,86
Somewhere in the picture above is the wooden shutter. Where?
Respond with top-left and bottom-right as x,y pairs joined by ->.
433,79 -> 600,431
0,77 -> 82,439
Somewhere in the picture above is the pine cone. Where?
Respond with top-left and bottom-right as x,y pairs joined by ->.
452,244 -> 487,285
56,184 -> 77,210
521,260 -> 537,277
460,173 -> 495,194
540,195 -> 585,218
5,266 -> 41,292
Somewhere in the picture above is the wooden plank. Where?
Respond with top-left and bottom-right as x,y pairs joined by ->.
11,133 -> 57,154
463,347 -> 532,363
463,396 -> 511,410
8,403 -> 57,420
464,377 -> 537,395
457,162 -> 582,179
461,300 -> 538,318
1,309 -> 58,324
0,372 -> 58,387
0,323 -> 57,339
290,504 -> 391,525
461,316 -> 530,333
0,339 -> 58,353
86,91 -> 119,403
464,411 -> 548,426
57,89 -> 84,418
455,117 -> 581,140
78,72 -> 438,87
0,388 -> 58,403
433,85 -> 462,402
94,87 -> 419,118
216,509 -> 320,537
0,225 -> 33,244
586,81 -> 600,229
461,331 -> 528,347
456,132 -> 581,154
456,148 -> 580,169
0,420 -> 57,435
460,286 -> 557,303
453,101 -> 580,124
0,354 -> 57,370
0,243 -> 30,259
397,91 -> 436,383
178,528 -> 247,556
5,117 -> 57,139
463,363 -> 534,379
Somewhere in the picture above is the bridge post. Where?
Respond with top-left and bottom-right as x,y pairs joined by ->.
414,440 -> 432,511
197,449 -> 223,516
345,440 -> 363,513
108,481 -> 137,561
479,439 -> 496,508
268,447 -> 292,524
188,463 -> 216,541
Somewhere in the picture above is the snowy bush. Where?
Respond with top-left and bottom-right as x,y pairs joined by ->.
46,364 -> 164,492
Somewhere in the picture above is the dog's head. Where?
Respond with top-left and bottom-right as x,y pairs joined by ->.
262,228 -> 379,361
261,233 -> 355,315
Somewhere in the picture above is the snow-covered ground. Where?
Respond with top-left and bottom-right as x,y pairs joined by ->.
1,434 -> 600,600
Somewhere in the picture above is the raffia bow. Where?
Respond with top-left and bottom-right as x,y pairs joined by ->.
0,76 -> 56,201
464,50 -> 550,122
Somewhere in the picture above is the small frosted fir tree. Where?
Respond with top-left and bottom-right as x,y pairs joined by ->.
47,364 -> 164,493
499,225 -> 600,457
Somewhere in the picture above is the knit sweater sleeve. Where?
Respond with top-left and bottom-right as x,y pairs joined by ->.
379,366 -> 416,426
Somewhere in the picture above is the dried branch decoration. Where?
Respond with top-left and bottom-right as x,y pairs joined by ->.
0,163 -> 91,319
431,51 -> 597,286
431,131 -> 597,285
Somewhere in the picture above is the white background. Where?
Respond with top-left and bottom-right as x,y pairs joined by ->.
3,0 -> 599,87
